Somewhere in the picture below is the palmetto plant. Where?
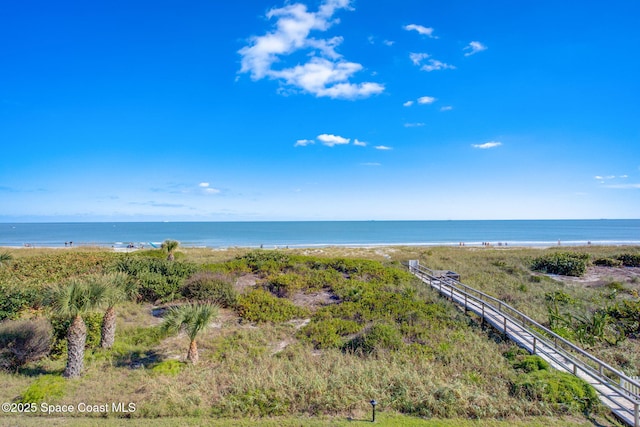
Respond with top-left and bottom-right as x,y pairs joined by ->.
52,276 -> 107,378
0,252 -> 13,267
161,240 -> 179,261
99,272 -> 138,349
161,303 -> 218,365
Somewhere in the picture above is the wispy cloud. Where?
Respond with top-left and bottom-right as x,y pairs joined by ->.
361,162 -> 381,166
440,105 -> 453,111
408,52 -> 455,72
383,40 -> 394,46
354,139 -> 367,146
409,52 -> 429,66
417,96 -> 437,104
375,145 -> 393,150
403,24 -> 437,38
464,41 -> 487,56
403,100 -> 414,107
238,0 -> 384,99
317,133 -> 350,147
472,141 -> 502,149
594,175 -> 616,180
294,139 -> 315,147
198,182 -> 221,194
404,122 -> 425,127
421,59 -> 456,72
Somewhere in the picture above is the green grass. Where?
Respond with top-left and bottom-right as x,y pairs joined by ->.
0,413 -> 597,427
1,246 -> 638,426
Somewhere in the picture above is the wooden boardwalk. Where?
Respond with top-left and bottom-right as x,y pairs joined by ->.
408,261 -> 640,427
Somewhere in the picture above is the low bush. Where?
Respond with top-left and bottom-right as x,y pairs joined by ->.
343,322 -> 404,354
181,271 -> 237,307
298,318 -> 361,349
618,253 -> 640,267
50,312 -> 103,357
593,257 -> 623,267
151,360 -> 185,375
511,370 -> 600,414
0,318 -> 52,371
0,282 -> 41,321
20,375 -> 66,404
531,252 -> 589,276
513,355 -> 550,373
236,289 -> 309,323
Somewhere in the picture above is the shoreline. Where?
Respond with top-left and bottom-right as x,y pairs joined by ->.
2,240 -> 640,251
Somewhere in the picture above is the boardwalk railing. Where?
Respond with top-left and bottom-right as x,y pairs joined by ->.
408,260 -> 640,427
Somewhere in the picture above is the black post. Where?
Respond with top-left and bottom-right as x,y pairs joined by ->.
370,400 -> 377,422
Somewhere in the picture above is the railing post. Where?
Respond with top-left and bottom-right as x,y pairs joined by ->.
464,293 -> 468,312
532,336 -> 536,354
573,363 -> 577,375
481,302 -> 485,325
450,285 -> 454,300
634,401 -> 638,427
503,316 -> 508,337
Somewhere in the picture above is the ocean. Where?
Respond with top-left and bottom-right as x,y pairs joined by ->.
1,220 -> 639,249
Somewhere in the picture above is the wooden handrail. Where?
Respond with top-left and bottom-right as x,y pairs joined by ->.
408,262 -> 640,411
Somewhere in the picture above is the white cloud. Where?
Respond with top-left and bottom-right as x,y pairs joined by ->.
440,105 -> 453,111
354,139 -> 367,146
403,100 -> 414,107
198,182 -> 210,188
375,145 -> 393,150
421,59 -> 456,72
383,40 -> 394,46
238,0 -> 384,99
404,122 -> 425,127
317,133 -> 350,146
464,41 -> 487,56
409,52 -> 429,66
594,175 -> 616,180
204,188 -> 221,195
417,96 -> 436,104
361,162 -> 381,166
472,141 -> 502,149
294,139 -> 315,147
404,24 -> 437,38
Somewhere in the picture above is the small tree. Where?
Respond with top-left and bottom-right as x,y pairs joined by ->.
161,303 -> 218,365
52,277 -> 107,378
162,240 -> 180,261
99,272 -> 137,349
0,319 -> 52,372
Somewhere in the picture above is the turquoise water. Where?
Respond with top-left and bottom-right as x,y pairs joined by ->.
1,220 -> 639,249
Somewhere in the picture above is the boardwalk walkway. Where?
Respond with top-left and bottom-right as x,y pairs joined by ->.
408,261 -> 640,427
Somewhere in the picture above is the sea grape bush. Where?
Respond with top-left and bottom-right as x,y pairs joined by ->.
110,257 -> 197,302
236,289 -> 309,323
181,271 -> 237,307
530,252 -> 589,276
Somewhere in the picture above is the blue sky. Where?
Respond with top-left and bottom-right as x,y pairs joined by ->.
1,0 -> 639,221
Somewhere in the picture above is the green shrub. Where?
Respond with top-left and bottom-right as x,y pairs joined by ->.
181,272 -> 237,307
531,252 -> 589,276
21,375 -> 66,403
513,355 -> 550,373
50,312 -> 103,357
0,283 -> 41,321
298,318 -> 361,349
511,370 -> 599,414
0,319 -> 52,371
265,273 -> 306,297
236,289 -> 309,323
593,257 -> 623,267
111,257 -> 197,302
151,360 -> 185,375
344,322 -> 403,354
618,253 -> 640,267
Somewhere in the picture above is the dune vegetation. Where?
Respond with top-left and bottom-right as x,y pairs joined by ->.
1,244 -> 638,425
